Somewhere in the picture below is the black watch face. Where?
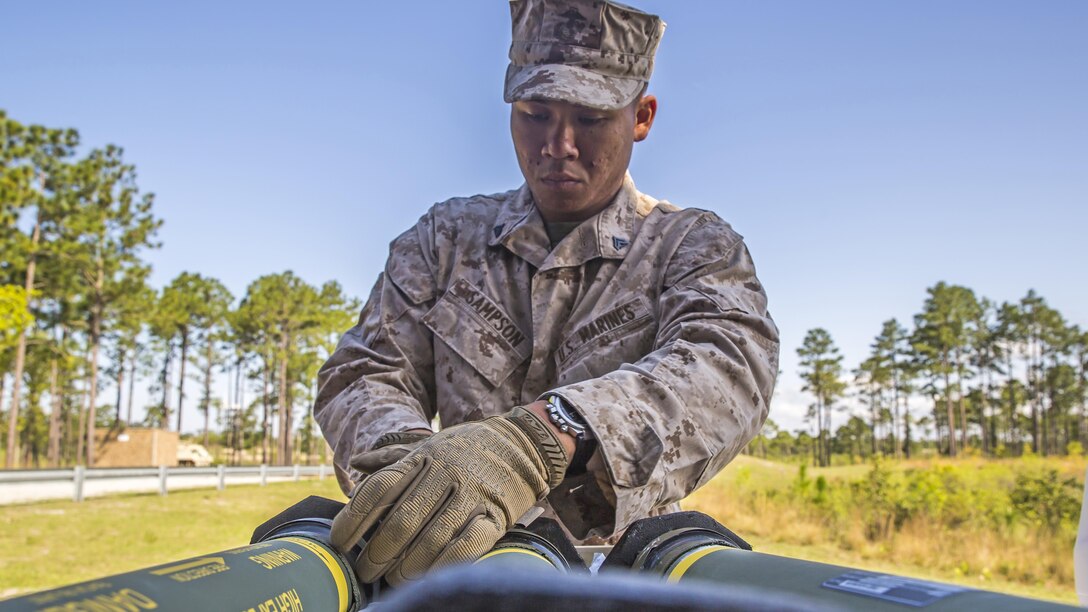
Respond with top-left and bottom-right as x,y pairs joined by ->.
559,398 -> 586,424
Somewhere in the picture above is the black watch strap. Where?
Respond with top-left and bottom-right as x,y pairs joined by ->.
567,436 -> 597,476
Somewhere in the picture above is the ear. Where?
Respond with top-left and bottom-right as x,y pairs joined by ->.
633,94 -> 657,143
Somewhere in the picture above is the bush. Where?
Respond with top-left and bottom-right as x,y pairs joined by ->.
856,461 -> 908,539
686,456 -> 1085,596
1009,470 -> 1081,534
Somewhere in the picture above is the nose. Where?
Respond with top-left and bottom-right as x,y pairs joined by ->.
542,120 -> 578,160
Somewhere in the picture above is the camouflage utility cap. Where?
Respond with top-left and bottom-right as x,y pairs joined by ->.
504,0 -> 666,111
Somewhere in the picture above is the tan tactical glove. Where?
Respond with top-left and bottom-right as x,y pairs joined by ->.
349,431 -> 432,476
330,406 -> 569,585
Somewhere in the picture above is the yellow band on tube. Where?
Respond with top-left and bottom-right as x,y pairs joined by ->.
666,545 -> 729,584
476,547 -> 550,564
282,537 -> 349,611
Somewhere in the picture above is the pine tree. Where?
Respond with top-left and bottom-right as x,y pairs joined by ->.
871,319 -> 912,458
798,328 -> 847,467
1,114 -> 78,467
61,146 -> 160,466
911,282 -> 981,456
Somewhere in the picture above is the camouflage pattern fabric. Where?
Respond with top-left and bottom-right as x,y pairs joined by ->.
314,175 -> 779,542
504,0 -> 666,110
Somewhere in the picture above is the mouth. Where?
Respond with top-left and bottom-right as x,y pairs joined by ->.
540,173 -> 582,191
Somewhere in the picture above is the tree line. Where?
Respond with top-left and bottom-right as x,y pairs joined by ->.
0,110 -> 359,469
8,110 -> 1085,472
774,282 -> 1088,466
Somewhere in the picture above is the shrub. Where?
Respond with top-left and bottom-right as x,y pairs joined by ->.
1009,470 -> 1081,534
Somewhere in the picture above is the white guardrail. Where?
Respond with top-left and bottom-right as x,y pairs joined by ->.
0,464 -> 334,505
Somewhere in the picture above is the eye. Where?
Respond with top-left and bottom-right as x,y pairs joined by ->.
521,110 -> 549,123
577,115 -> 607,126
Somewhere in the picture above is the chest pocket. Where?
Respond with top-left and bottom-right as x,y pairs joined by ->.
555,296 -> 655,374
422,278 -> 531,388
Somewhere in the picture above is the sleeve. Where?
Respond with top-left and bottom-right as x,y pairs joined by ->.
313,214 -> 440,494
549,213 -> 780,537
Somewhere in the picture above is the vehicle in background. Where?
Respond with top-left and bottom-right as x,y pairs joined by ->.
177,443 -> 214,467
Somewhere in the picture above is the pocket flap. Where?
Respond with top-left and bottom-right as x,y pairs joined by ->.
422,279 -> 531,387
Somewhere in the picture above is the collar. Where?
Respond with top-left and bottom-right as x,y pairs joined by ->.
488,173 -> 642,271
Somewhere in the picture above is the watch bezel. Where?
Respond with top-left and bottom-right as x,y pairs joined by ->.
544,394 -> 593,441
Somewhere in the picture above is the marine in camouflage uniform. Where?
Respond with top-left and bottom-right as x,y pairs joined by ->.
317,0 -> 779,584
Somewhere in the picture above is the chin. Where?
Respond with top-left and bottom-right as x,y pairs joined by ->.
534,194 -> 579,214
540,206 -> 595,223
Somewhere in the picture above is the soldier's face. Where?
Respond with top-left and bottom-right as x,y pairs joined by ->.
511,96 -> 656,223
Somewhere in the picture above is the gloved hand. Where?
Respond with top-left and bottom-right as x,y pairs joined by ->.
330,406 -> 569,585
349,431 -> 432,476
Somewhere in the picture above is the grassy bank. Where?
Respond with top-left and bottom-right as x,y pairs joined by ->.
683,455 -> 1084,605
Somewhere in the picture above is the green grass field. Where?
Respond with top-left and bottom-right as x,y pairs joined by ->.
683,455 -> 1084,605
0,478 -> 347,600
1,458 -> 1082,606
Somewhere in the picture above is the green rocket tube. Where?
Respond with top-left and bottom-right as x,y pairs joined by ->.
604,512 -> 1080,612
0,536 -> 354,612
0,501 -> 587,612
475,518 -> 586,573
0,496 -> 362,612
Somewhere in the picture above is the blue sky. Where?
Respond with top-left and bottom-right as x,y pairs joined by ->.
3,1 -> 1086,433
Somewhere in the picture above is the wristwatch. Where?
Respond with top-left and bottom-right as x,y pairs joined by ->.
543,395 -> 594,441
543,394 -> 596,475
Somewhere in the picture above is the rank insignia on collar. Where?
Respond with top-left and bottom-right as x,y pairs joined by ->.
613,236 -> 630,250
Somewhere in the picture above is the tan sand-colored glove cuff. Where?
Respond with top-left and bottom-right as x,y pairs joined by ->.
506,406 -> 570,490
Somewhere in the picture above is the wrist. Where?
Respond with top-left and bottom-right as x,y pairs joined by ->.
526,400 -> 577,459
507,405 -> 570,489
540,394 -> 598,475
